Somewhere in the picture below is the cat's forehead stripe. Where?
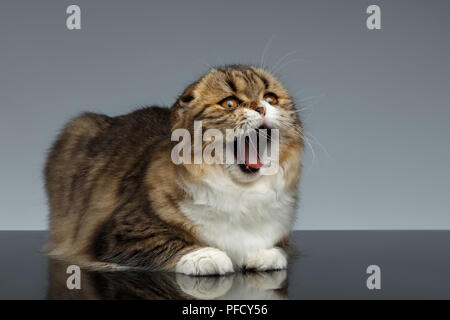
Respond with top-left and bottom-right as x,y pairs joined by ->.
226,78 -> 237,93
215,66 -> 269,91
255,73 -> 269,89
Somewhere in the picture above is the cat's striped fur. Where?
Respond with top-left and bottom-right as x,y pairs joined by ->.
45,65 -> 304,275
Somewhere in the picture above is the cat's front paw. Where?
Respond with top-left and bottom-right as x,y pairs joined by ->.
243,248 -> 287,271
176,247 -> 234,276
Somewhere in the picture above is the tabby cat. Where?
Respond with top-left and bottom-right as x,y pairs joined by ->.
44,65 -> 304,275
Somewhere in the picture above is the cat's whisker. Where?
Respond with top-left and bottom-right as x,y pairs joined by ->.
247,134 -> 258,154
295,94 -> 325,115
198,59 -> 215,71
260,35 -> 275,69
296,93 -> 325,105
304,131 -> 330,159
278,122 -> 307,143
302,134 -> 316,170
271,58 -> 304,76
280,119 -> 328,166
290,93 -> 325,121
257,131 -> 273,143
285,108 -> 309,114
269,50 -> 300,74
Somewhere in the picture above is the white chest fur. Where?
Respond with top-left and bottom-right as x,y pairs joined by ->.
177,170 -> 296,266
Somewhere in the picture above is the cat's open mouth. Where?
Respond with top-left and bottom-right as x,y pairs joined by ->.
233,125 -> 272,174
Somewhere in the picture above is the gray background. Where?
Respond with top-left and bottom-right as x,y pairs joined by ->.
0,0 -> 449,230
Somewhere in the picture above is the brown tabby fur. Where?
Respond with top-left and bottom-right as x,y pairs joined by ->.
44,65 -> 304,271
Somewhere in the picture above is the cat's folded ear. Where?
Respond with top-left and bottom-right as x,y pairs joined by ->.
171,82 -> 198,130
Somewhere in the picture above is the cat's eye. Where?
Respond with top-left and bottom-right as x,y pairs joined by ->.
263,93 -> 278,105
219,97 -> 240,109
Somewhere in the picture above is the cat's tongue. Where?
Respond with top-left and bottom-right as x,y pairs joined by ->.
244,142 -> 263,169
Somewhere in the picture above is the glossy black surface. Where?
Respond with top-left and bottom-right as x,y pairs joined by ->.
0,231 -> 449,299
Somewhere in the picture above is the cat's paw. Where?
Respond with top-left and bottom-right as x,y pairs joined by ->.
243,248 -> 287,271
176,247 -> 234,276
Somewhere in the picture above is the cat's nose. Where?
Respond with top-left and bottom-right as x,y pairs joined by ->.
255,106 -> 266,116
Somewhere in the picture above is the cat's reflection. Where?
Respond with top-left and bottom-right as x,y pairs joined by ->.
48,259 -> 287,300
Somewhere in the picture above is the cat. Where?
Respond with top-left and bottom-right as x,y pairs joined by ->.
44,65 -> 304,275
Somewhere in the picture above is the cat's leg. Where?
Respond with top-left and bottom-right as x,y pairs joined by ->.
176,247 -> 234,276
95,214 -> 233,275
242,247 -> 287,271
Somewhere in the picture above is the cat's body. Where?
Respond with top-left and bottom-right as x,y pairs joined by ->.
45,65 -> 304,275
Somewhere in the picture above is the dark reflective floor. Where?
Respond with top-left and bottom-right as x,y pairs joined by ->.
48,259 -> 287,300
1,231 -> 449,299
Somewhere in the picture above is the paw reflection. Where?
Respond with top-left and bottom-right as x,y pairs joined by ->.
48,259 -> 287,300
175,270 -> 287,300
176,274 -> 234,299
